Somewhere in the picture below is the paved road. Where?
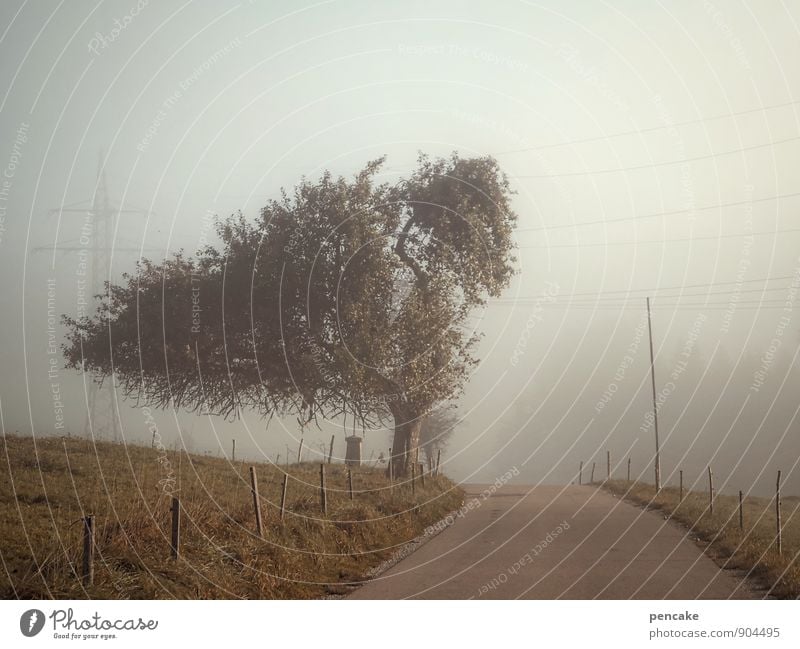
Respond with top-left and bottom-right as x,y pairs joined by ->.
350,484 -> 754,599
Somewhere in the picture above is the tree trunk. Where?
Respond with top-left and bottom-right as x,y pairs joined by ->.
390,407 -> 422,477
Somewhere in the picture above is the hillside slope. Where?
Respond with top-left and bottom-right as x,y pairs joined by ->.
0,434 -> 462,599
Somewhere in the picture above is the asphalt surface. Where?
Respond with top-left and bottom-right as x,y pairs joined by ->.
349,484 -> 754,599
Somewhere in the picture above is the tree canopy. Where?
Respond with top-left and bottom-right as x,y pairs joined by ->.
63,153 -> 517,474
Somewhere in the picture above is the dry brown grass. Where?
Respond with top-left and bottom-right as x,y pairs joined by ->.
601,479 -> 800,598
0,434 -> 462,599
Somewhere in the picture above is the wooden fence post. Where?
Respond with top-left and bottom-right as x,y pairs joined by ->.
82,515 -> 94,586
607,451 -> 611,480
249,466 -> 263,537
280,473 -> 288,521
411,463 -> 416,494
679,470 -> 684,503
232,439 -> 236,462
436,449 -> 441,476
579,460 -> 583,485
738,490 -> 744,531
348,469 -> 354,500
776,470 -> 782,555
170,497 -> 180,559
591,462 -> 596,484
707,466 -> 714,517
327,435 -> 335,464
420,463 -> 425,488
319,464 -> 327,514
627,458 -> 631,482
297,439 -> 304,464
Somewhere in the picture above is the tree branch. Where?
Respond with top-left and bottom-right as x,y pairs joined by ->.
393,215 -> 428,290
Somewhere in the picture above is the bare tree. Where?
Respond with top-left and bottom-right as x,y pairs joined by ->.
419,406 -> 459,465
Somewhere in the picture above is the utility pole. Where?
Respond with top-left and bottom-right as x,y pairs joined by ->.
646,297 -> 661,491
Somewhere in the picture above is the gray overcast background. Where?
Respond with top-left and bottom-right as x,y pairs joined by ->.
1,0 -> 799,496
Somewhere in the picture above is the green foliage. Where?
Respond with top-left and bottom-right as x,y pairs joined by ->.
63,153 -> 517,468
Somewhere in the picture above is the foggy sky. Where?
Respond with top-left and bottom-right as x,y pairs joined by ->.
1,0 -> 799,496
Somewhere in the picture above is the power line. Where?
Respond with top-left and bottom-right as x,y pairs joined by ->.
495,99 -> 800,155
535,299 -> 789,307
515,227 -> 800,248
491,284 -> 794,304
649,285 -> 794,299
488,303 -> 793,311
490,297 -> 798,310
490,273 -> 796,302
33,246 -> 154,253
515,191 -> 800,232
511,134 -> 800,179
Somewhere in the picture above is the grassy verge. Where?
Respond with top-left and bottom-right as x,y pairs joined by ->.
0,434 -> 462,599
601,479 -> 800,598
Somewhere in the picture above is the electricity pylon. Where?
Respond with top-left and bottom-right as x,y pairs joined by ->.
43,153 -> 153,442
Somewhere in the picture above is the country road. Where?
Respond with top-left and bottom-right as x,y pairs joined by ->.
349,485 -> 756,599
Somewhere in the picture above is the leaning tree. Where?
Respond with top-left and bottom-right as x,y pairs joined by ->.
63,153 -> 516,475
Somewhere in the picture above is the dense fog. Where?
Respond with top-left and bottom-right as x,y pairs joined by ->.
1,0 -> 798,497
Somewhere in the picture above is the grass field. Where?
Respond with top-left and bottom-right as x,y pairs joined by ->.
601,479 -> 800,598
0,434 -> 462,599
